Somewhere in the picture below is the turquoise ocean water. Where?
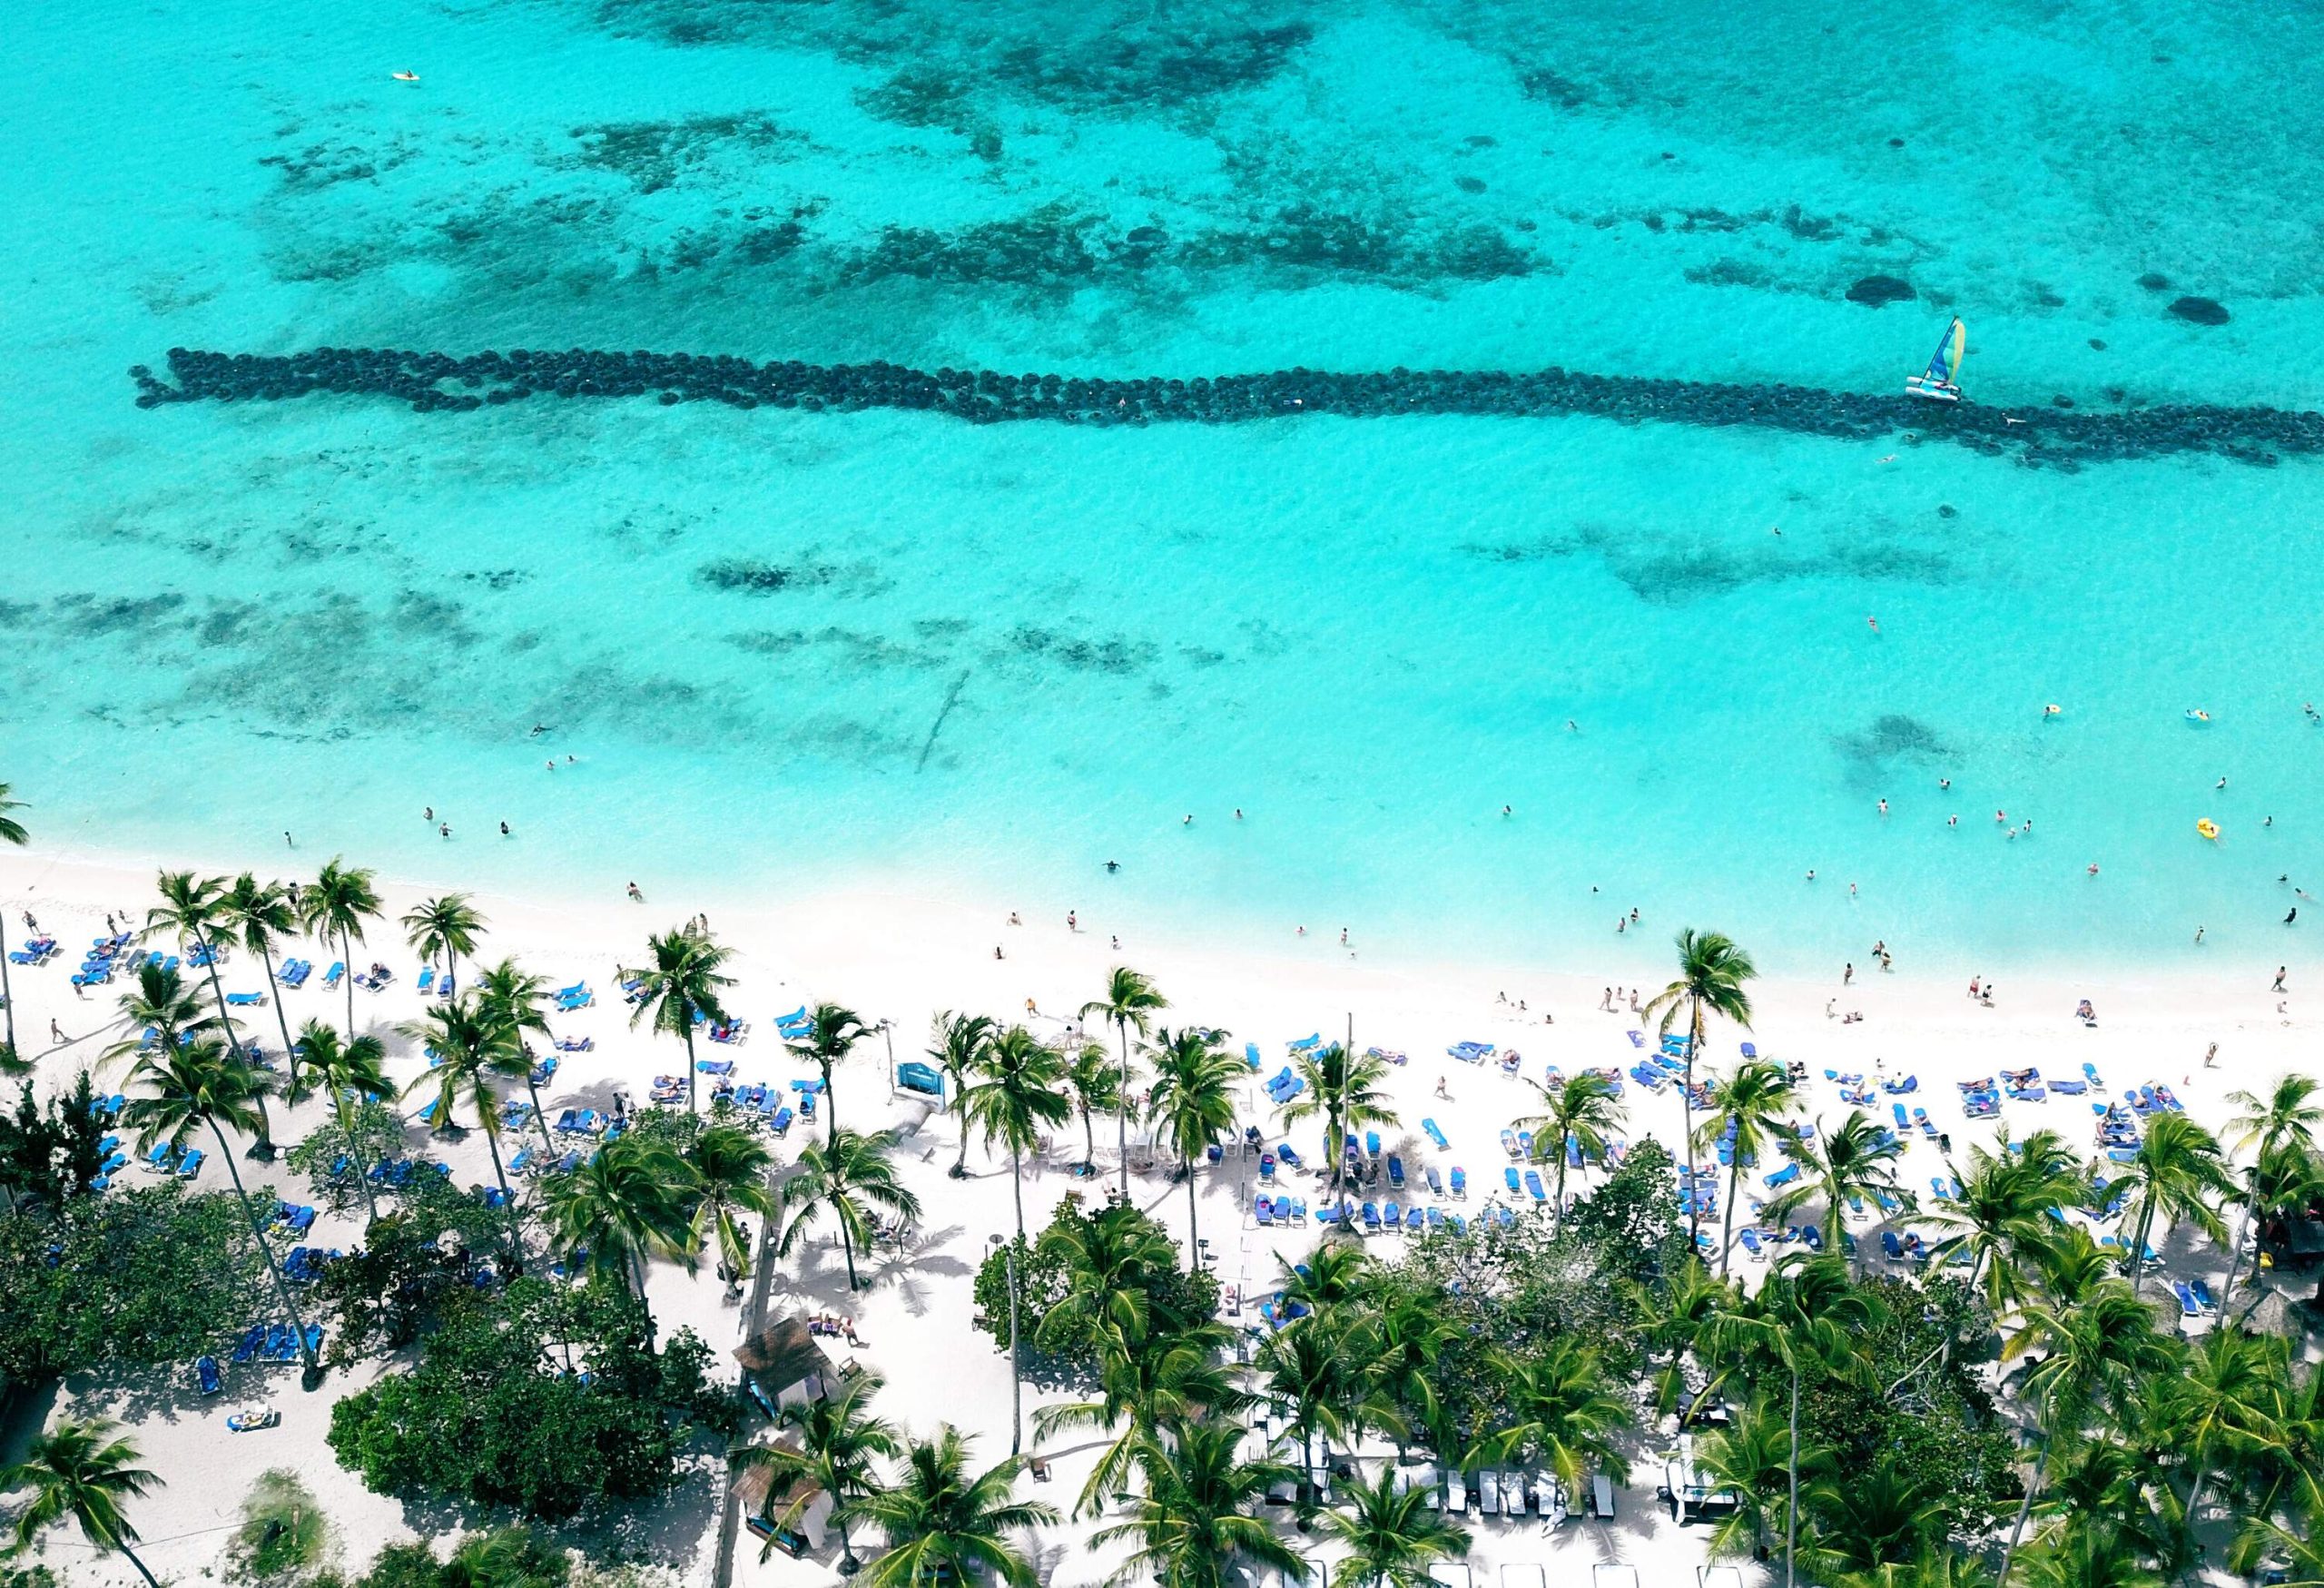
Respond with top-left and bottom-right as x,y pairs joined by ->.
5,0 -> 2324,972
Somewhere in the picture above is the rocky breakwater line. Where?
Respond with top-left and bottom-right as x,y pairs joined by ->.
130,347 -> 2324,469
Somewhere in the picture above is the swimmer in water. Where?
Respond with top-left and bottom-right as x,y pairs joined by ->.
1867,616 -> 1880,631
1877,799 -> 1889,816
1948,814 -> 1958,826
1939,778 -> 1951,790
2087,863 -> 2100,876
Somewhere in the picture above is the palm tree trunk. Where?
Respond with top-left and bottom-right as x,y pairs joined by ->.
2221,1195 -> 2254,1305
113,1543 -> 163,1588
1681,996 -> 1700,1248
1186,1149 -> 1200,1264
955,1083 -> 974,1178
2131,1198 -> 2156,1295
1719,1158 -> 1741,1277
1786,1365 -> 1800,1588
684,1020 -> 701,1117
212,1117 -> 317,1376
340,1099 -> 382,1226
526,1073 -> 556,1159
823,1060 -> 838,1150
262,947 -> 297,1100
340,927 -> 357,1041
483,1125 -> 525,1276
1080,1104 -> 1095,1175
1995,1442 -> 2049,1588
1115,1020 -> 1130,1198
839,1214 -> 860,1290
2,948 -> 18,1061
1012,1146 -> 1026,1244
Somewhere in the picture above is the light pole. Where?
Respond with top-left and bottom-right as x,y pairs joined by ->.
989,1231 -> 1022,1455
877,1018 -> 895,1092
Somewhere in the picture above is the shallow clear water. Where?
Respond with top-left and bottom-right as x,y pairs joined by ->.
5,0 -> 2323,972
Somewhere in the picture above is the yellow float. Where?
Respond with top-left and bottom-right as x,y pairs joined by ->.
2196,819 -> 2220,841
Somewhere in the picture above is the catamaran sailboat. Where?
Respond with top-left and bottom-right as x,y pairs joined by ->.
1905,317 -> 1966,402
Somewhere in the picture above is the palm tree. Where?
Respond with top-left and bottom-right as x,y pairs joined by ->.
773,1128 -> 922,1292
1768,1109 -> 1909,1267
2112,1111 -> 2233,1296
0,783 -> 25,1063
1927,1129 -> 2083,1317
1256,1314 -> 1390,1512
929,1011 -> 999,1178
300,857 -> 382,1041
1997,1283 -> 2182,1588
787,1001 -> 869,1148
1092,1418 -> 1306,1588
1081,967 -> 1167,1198
1706,1254 -> 1878,1588
1324,1463 -> 1467,1588
961,1025 -> 1069,1245
146,869 -> 277,1148
401,893 -> 486,989
539,1133 -> 694,1329
2221,1074 -> 2324,1302
1832,1551 -> 1997,1588
1632,1254 -> 1743,1419
1696,1396 -> 1833,1563
122,1038 -> 319,1378
1520,1069 -> 1630,1226
2158,1326 -> 2286,1554
101,960 -> 216,1070
1643,929 -> 1758,1245
2017,1520 -> 2164,1588
687,1122 -> 776,1289
1494,1336 -> 1635,1496
1810,1452 -> 1952,1576
1034,1199 -> 1189,1356
622,924 -> 734,1117
1279,1041 -> 1398,1198
1687,1059 -> 1789,1272
401,993 -> 530,1269
1370,1291 -> 1458,1461
1035,1322 -> 1245,1518
734,1369 -> 901,1573
473,957 -> 559,1159
1145,1027 -> 1243,1262
1,1417 -> 166,1588
289,1020 -> 391,1223
1061,1040 -> 1120,1177
215,873 -> 303,1093
845,1426 -> 1057,1588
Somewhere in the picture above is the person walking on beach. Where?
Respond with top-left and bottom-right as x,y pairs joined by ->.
2273,966 -> 2288,991
1844,962 -> 1854,986
49,1019 -> 64,1046
2204,1041 -> 2218,1069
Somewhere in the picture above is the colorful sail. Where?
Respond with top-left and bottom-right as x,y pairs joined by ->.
1924,318 -> 1965,386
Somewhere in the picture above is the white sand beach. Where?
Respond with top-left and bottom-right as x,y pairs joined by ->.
2,843 -> 2313,1587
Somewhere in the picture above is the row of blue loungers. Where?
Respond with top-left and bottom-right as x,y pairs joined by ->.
229,1321 -> 325,1365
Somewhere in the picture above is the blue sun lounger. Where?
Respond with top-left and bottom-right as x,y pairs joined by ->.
1422,1118 -> 1449,1149
177,1148 -> 204,1179
1449,1167 -> 1466,1198
1387,1154 -> 1405,1189
2172,1282 -> 2201,1318
1361,1201 -> 1382,1232
1523,1169 -> 1547,1203
2190,1278 -> 2217,1313
1423,1165 -> 1443,1195
1764,1163 -> 1800,1189
197,1354 -> 222,1394
1246,1041 -> 1262,1070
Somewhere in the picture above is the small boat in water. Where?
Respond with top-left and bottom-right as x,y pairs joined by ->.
1905,317 -> 1966,402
